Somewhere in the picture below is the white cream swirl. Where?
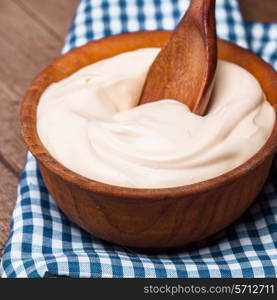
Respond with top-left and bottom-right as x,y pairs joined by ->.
37,48 -> 275,188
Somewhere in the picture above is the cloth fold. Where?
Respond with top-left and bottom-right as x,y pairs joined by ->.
1,0 -> 277,278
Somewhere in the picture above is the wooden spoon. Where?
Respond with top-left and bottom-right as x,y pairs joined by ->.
139,0 -> 217,115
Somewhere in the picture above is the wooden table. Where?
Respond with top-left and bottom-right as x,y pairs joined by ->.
0,0 -> 276,260
0,0 -> 79,257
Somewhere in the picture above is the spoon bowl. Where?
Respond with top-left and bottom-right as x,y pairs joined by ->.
139,0 -> 217,115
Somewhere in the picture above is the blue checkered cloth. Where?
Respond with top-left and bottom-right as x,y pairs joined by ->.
1,0 -> 277,278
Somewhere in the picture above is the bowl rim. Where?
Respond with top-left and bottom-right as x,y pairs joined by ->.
20,30 -> 277,200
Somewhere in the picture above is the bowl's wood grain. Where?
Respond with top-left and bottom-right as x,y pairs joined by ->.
21,31 -> 277,249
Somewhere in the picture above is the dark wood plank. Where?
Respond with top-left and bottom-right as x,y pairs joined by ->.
14,0 -> 79,41
0,163 -> 18,257
0,86 -> 27,175
0,34 -> 40,99
0,0 -> 64,96
239,0 -> 277,23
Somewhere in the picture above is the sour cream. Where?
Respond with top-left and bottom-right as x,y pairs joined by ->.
37,48 -> 275,188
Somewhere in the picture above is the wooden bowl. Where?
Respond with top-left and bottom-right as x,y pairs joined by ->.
20,31 -> 277,250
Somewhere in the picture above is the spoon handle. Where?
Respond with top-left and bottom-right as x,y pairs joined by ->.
139,0 -> 217,116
